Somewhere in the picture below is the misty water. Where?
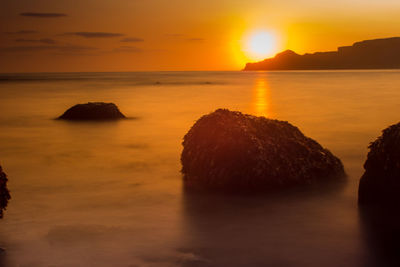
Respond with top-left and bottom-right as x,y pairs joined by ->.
0,71 -> 399,267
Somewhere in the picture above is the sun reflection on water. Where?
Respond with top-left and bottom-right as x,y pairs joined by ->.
253,75 -> 271,117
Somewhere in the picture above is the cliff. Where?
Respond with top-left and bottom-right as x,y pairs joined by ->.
244,37 -> 400,70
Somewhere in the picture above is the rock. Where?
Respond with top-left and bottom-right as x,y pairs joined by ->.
358,122 -> 400,205
359,206 -> 400,266
58,102 -> 126,121
181,109 -> 345,191
0,166 -> 10,218
0,247 -> 5,266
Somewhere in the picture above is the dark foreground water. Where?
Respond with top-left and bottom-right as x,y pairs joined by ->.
0,71 -> 400,267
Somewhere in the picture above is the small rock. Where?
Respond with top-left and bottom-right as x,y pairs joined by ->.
58,102 -> 126,121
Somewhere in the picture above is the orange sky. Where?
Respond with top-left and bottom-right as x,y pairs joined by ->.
1,0 -> 400,72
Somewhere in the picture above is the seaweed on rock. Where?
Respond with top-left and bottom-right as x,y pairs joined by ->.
181,109 -> 345,191
0,166 -> 10,218
359,122 -> 400,205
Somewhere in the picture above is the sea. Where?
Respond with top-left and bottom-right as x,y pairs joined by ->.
0,70 -> 400,267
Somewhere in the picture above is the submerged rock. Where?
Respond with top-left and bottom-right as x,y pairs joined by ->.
181,109 -> 345,191
58,102 -> 126,120
359,122 -> 400,205
0,166 -> 10,218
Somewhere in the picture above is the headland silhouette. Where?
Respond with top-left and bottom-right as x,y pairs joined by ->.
244,37 -> 400,70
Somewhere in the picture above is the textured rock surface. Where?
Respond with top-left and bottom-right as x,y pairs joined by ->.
58,102 -> 126,120
181,109 -> 345,191
359,122 -> 400,205
0,166 -> 10,218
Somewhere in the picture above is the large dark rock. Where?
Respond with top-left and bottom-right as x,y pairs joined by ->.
359,122 -> 400,205
181,109 -> 345,191
58,102 -> 126,121
359,206 -> 400,267
0,166 -> 10,218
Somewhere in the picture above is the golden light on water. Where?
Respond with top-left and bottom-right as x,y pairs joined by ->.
253,75 -> 271,117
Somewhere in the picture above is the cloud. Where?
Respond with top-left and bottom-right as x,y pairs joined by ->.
185,38 -> 205,42
165,34 -> 205,42
112,46 -> 142,53
0,46 -> 56,52
57,45 -> 97,53
120,37 -> 144,42
20,12 -> 67,18
5,30 -> 37,34
165,34 -> 184,38
65,32 -> 124,38
0,44 -> 97,53
15,38 -> 56,44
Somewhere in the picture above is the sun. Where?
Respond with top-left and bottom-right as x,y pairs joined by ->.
244,31 -> 277,61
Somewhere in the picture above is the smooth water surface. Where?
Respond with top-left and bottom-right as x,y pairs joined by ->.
1,70 -> 400,266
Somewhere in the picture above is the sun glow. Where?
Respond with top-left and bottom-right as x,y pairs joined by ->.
244,31 -> 278,61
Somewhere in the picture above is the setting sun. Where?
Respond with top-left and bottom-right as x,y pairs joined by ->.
244,31 -> 278,61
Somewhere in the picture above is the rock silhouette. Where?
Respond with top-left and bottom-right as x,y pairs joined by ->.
359,206 -> 400,267
359,122 -> 400,205
0,166 -> 10,218
244,37 -> 400,70
181,109 -> 345,191
58,102 -> 126,121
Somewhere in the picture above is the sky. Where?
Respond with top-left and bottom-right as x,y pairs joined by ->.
1,0 -> 400,72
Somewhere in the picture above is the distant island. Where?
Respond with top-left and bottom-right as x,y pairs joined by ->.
244,37 -> 400,70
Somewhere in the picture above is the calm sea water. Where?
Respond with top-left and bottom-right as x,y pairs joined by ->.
0,71 -> 399,267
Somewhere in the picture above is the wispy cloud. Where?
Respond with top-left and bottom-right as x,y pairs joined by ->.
65,32 -> 124,38
165,34 -> 205,42
55,45 -> 98,54
5,30 -> 37,34
20,12 -> 67,18
185,38 -> 205,42
0,46 -> 56,52
15,38 -> 56,44
112,46 -> 142,53
165,34 -> 184,38
120,37 -> 144,42
0,44 -> 97,53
